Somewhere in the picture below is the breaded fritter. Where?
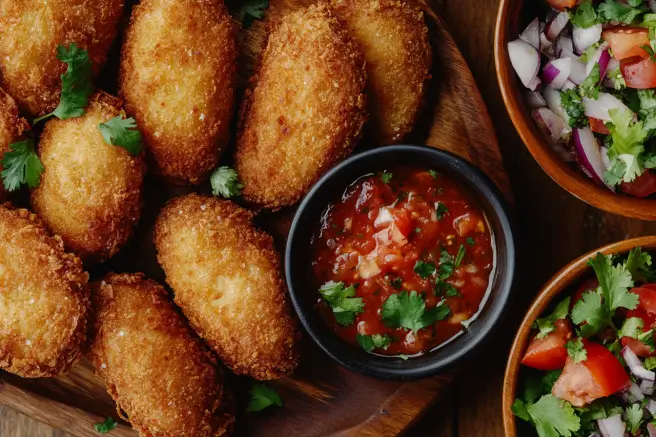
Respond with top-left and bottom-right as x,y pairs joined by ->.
0,204 -> 89,378
331,0 -> 432,145
31,92 -> 146,263
0,0 -> 124,117
87,273 -> 231,437
0,88 -> 30,201
235,4 -> 367,209
154,194 -> 300,380
119,0 -> 237,184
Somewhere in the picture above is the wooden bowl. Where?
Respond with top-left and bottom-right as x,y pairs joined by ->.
494,0 -> 656,220
502,236 -> 656,437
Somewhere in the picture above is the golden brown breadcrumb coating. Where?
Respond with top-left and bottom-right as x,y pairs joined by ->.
0,0 -> 124,117
31,92 -> 146,263
87,273 -> 231,437
331,0 -> 432,145
154,194 -> 300,380
0,204 -> 89,378
119,0 -> 237,184
0,88 -> 30,201
235,4 -> 367,209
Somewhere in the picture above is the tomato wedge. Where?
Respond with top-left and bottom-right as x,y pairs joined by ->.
633,285 -> 656,314
588,117 -> 610,135
620,172 -> 656,198
521,319 -> 572,370
602,27 -> 650,60
621,56 -> 656,89
545,0 -> 577,10
552,340 -> 630,407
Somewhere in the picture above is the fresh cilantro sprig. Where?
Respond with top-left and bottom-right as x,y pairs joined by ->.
603,108 -> 648,186
237,0 -> 269,28
560,90 -> 588,128
246,383 -> 283,412
210,166 -> 244,198
93,417 -> 117,434
598,0 -> 647,24
625,404 -> 643,434
414,260 -> 436,279
435,202 -> 448,220
513,395 -> 581,437
565,338 -> 587,363
319,281 -> 364,326
579,64 -> 601,99
1,139 -> 44,191
533,297 -> 570,339
34,43 -> 93,124
99,116 -> 143,155
382,291 -> 450,332
381,171 -> 392,184
570,0 -> 599,27
356,334 -> 391,352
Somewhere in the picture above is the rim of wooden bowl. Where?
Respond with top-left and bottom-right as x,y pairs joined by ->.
501,236 -> 656,437
494,0 -> 656,221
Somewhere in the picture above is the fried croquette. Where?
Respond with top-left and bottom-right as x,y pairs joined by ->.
119,0 -> 237,184
331,0 -> 432,145
0,0 -> 124,117
235,4 -> 367,209
0,204 -> 89,378
87,273 -> 231,437
154,194 -> 300,380
0,88 -> 30,201
31,92 -> 146,263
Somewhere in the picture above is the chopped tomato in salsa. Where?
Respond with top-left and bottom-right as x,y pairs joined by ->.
311,167 -> 494,356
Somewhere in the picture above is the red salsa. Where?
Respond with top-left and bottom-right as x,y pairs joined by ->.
311,167 -> 495,357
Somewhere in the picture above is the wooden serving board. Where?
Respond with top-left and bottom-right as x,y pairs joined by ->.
0,1 -> 511,436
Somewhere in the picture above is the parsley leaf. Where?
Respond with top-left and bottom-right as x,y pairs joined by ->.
625,404 -> 643,434
237,0 -> 269,28
414,260 -> 436,279
382,291 -> 450,332
356,333 -> 391,352
381,171 -> 392,184
98,116 -> 143,155
210,166 -> 244,198
93,417 -> 117,434
619,316 -> 645,339
579,64 -> 601,99
319,281 -> 364,327
246,383 -> 283,412
560,90 -> 588,128
589,252 -> 638,311
534,297 -> 571,339
565,338 -> 587,363
525,395 -> 581,437
1,139 -> 44,191
34,43 -> 93,124
435,202 -> 448,220
598,0 -> 646,24
570,0 -> 599,28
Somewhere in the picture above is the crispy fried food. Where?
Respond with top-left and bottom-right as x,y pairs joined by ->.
31,92 -> 146,263
0,204 -> 89,377
87,273 -> 231,437
0,0 -> 124,117
331,0 -> 432,145
154,194 -> 300,380
119,0 -> 237,184
0,88 -> 30,201
235,4 -> 367,209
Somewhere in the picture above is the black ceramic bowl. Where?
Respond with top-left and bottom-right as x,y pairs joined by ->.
285,145 -> 516,380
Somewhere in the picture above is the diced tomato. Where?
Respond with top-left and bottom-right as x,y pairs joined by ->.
545,0 -> 577,10
633,285 -> 656,316
620,286 -> 656,356
454,212 -> 484,237
390,208 -> 413,237
588,117 -> 610,135
602,27 -> 650,60
621,336 -> 655,357
571,278 -> 599,311
620,171 -> 656,198
521,319 -> 572,370
621,56 -> 656,89
552,340 -> 631,407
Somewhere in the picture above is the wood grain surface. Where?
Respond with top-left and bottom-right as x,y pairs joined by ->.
4,0 -> 654,436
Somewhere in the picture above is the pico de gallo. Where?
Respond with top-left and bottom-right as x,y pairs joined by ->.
513,246 -> 656,437
508,0 -> 656,198
310,167 -> 494,358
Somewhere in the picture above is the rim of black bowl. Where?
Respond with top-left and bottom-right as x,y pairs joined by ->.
285,144 -> 516,380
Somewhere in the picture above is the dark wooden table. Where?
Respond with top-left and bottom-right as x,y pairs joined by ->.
5,0 -> 656,435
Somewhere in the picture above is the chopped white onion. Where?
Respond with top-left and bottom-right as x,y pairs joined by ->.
597,414 -> 625,437
558,35 -> 574,54
583,93 -> 633,122
357,256 -> 381,279
646,399 -> 656,415
520,17 -> 540,50
546,12 -> 570,41
573,24 -> 603,54
508,39 -> 541,89
540,31 -> 559,59
544,87 -> 569,123
374,208 -> 392,228
569,59 -> 589,85
525,91 -> 547,108
561,80 -> 576,90
622,346 -> 656,381
627,381 -> 645,401
641,378 -> 655,395
542,58 -> 571,89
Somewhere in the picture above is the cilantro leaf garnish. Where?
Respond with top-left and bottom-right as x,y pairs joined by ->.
625,404 -> 643,434
246,383 -> 283,412
414,260 -> 436,279
466,237 -> 476,246
237,0 -> 269,28
381,171 -> 392,184
598,0 -> 646,24
1,139 -> 44,191
606,67 -> 626,91
604,108 -> 648,185
533,297 -> 571,339
428,170 -> 438,178
570,0 -> 599,28
382,291 -> 450,332
514,395 -> 580,437
619,316 -> 645,339
571,289 -> 610,337
210,166 -> 244,198
319,281 -> 364,327
560,90 -> 588,128
589,252 -> 638,311
98,116 -> 143,155
579,63 -> 601,99
565,338 -> 587,363
93,417 -> 117,434
624,246 -> 653,280
356,333 -> 391,352
454,244 -> 466,268
435,202 -> 448,220
34,43 -> 93,124
645,356 -> 656,370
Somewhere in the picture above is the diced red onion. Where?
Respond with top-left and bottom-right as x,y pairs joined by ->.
649,422 -> 656,437
544,87 -> 567,120
546,12 -> 570,42
628,381 -> 645,401
532,108 -> 568,143
573,23 -> 603,54
525,91 -> 547,108
520,18 -> 540,50
646,399 -> 656,415
569,59 -> 589,85
622,346 -> 656,381
561,80 -> 576,90
508,39 -> 541,89
586,45 -> 611,79
558,35 -> 574,54
527,76 -> 542,91
573,127 -> 610,188
542,58 -> 571,89
583,93 -> 633,122
641,378 -> 655,395
597,414 -> 625,437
